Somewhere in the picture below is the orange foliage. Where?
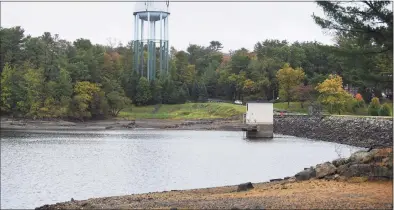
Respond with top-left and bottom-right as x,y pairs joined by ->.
355,93 -> 363,101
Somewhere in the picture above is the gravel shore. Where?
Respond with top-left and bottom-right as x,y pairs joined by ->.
36,179 -> 392,209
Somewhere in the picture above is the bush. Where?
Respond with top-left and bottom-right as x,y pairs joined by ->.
368,97 -> 381,116
378,103 -> 392,116
345,98 -> 358,113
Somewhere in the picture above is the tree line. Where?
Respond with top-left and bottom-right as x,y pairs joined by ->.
1,1 -> 392,120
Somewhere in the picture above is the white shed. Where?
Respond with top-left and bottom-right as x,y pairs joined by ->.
243,101 -> 274,138
245,102 -> 273,125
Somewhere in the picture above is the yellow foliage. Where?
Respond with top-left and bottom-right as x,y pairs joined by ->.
276,63 -> 305,103
74,81 -> 101,102
243,79 -> 255,93
315,74 -> 352,114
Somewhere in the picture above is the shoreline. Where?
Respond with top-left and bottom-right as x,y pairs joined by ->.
35,147 -> 393,209
36,180 -> 393,210
0,118 -> 244,131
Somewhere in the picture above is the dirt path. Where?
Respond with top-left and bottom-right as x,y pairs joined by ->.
36,179 -> 392,209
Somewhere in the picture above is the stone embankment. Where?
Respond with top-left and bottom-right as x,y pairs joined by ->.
274,115 -> 393,148
36,148 -> 393,210
292,147 -> 393,182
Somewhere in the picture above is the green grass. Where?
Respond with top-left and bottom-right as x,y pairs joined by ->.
274,101 -> 393,117
273,102 -> 309,113
118,102 -> 246,120
118,101 -> 392,120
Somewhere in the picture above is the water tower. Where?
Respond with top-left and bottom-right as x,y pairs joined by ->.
133,0 -> 170,81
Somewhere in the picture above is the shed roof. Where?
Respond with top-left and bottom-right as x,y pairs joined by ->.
246,100 -> 272,104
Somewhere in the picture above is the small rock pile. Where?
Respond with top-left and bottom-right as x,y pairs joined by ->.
294,148 -> 393,181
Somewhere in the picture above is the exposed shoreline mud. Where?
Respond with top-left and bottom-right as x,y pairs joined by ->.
0,117 -> 243,132
36,180 -> 393,210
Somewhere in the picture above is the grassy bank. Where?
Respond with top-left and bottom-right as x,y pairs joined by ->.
273,102 -> 308,113
117,102 -> 392,120
274,102 -> 393,116
118,103 -> 246,120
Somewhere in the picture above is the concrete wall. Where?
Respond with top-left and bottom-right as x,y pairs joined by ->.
246,124 -> 274,138
274,115 -> 393,148
246,103 -> 273,124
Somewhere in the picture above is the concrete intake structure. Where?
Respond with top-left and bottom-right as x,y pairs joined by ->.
242,102 -> 274,138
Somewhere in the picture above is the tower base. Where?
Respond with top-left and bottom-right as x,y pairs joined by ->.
243,124 -> 273,139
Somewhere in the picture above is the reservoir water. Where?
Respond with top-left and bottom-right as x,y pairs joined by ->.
1,129 -> 362,209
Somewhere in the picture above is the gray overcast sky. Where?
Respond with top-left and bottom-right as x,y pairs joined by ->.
1,1 -> 334,52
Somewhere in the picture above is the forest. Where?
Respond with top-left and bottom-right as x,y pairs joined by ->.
0,1 -> 392,120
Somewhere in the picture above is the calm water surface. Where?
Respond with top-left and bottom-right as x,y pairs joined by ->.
1,129 -> 362,209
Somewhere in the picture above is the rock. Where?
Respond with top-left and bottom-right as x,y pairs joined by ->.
349,150 -> 372,163
372,165 -> 392,178
315,162 -> 337,178
295,167 -> 316,181
283,176 -> 291,180
337,164 -> 350,175
341,164 -> 370,177
105,126 -> 114,130
269,178 -> 283,182
324,174 -> 339,180
332,158 -> 349,167
237,182 -> 254,192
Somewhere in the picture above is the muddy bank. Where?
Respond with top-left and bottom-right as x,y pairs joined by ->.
0,118 -> 243,131
36,148 -> 393,209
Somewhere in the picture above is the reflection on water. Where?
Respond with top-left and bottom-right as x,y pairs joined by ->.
1,129 -> 362,209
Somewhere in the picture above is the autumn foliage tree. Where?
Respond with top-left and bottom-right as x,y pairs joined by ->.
354,93 -> 365,108
293,84 -> 314,108
276,63 -> 305,106
315,74 -> 352,114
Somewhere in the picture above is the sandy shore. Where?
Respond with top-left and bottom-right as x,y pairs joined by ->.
36,179 -> 392,209
0,118 -> 244,131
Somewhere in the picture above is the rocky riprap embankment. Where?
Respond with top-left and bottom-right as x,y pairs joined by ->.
274,115 -> 393,148
232,148 -> 393,187
291,147 -> 393,182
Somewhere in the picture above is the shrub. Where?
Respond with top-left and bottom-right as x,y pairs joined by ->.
378,103 -> 392,116
368,97 -> 381,116
345,98 -> 358,113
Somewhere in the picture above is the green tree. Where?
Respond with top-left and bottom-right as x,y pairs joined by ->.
0,63 -> 26,114
149,79 -> 162,105
313,1 -> 392,54
105,90 -> 130,117
24,67 -> 45,118
134,77 -> 151,106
